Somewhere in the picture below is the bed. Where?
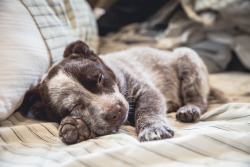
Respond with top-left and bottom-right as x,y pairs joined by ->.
1,0 -> 250,166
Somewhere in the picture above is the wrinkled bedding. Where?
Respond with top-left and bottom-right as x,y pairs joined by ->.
98,0 -> 250,73
1,72 -> 250,167
1,0 -> 250,166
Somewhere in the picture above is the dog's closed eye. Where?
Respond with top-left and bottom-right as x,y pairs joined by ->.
71,103 -> 85,111
97,73 -> 104,87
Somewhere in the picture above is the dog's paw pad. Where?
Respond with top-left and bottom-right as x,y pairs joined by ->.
139,123 -> 174,142
176,105 -> 201,122
167,101 -> 181,113
59,116 -> 90,144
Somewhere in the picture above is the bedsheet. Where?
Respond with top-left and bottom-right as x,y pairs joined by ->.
1,72 -> 250,167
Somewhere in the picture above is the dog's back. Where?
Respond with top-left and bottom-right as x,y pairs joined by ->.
101,47 -> 176,97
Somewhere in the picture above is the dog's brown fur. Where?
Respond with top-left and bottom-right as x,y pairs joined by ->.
18,40 -> 213,144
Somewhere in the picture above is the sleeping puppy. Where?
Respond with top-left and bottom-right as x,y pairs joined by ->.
19,40 -> 210,144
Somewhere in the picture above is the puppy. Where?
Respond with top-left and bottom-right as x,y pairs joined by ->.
19,40 -> 210,144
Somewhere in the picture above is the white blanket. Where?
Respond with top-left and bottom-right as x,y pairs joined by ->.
1,103 -> 250,167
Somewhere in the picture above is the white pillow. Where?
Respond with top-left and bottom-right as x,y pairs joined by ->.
0,1 -> 50,120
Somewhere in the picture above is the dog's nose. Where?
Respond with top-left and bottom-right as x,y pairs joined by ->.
105,104 -> 122,121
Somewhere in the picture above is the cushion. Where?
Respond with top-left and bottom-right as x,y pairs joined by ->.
0,0 -> 50,120
21,0 -> 99,64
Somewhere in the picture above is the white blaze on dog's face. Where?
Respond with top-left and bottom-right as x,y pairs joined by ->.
38,42 -> 129,136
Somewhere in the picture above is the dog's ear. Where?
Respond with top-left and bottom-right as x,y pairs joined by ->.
17,84 -> 46,120
63,40 -> 95,58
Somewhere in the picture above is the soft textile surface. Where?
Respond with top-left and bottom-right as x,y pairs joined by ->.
21,0 -> 99,64
1,73 -> 250,167
0,0 -> 50,121
99,0 -> 250,73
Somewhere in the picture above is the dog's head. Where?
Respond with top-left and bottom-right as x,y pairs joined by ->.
19,41 -> 129,135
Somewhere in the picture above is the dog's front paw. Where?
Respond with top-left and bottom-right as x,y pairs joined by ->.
59,116 -> 90,144
176,105 -> 201,122
138,122 -> 174,142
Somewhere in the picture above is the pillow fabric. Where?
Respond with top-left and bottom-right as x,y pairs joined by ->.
21,0 -> 99,64
0,0 -> 99,120
0,0 -> 50,121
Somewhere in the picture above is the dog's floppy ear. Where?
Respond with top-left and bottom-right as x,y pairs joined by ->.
63,40 -> 95,58
17,84 -> 46,120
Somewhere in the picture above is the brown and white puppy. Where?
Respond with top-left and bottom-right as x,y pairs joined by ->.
19,40 -> 210,144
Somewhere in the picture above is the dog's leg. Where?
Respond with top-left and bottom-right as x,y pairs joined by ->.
163,70 -> 182,113
134,87 -> 174,141
174,48 -> 210,122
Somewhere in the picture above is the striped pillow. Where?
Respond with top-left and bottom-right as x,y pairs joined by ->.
22,0 -> 99,64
